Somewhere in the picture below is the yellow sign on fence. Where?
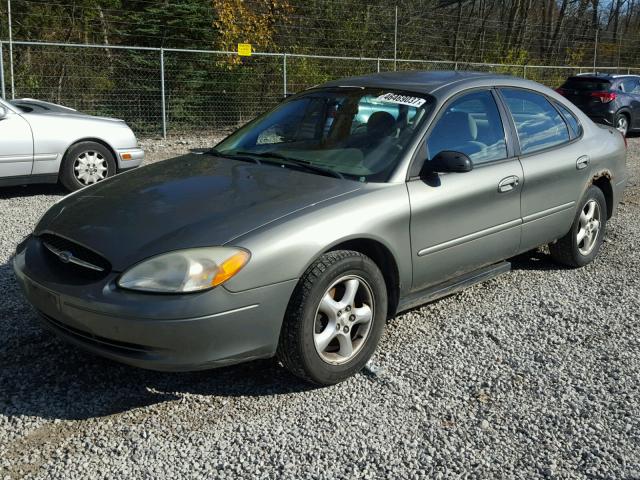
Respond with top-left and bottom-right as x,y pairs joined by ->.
237,43 -> 252,56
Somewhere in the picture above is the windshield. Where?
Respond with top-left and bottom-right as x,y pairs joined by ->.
214,88 -> 434,182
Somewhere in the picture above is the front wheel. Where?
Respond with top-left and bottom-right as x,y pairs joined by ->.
60,141 -> 117,191
549,186 -> 607,268
277,250 -> 387,385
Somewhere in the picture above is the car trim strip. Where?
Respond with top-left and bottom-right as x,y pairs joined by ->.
417,218 -> 522,257
522,202 -> 575,224
63,302 -> 260,323
0,154 -> 32,163
33,153 -> 59,162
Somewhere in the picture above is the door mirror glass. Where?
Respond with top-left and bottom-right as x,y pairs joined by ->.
423,150 -> 473,174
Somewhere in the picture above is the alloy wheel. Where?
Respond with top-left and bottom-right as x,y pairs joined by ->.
577,199 -> 601,256
313,275 -> 375,365
616,116 -> 628,136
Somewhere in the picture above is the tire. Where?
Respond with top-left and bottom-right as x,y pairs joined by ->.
60,141 -> 117,191
615,112 -> 629,137
277,250 -> 388,385
549,186 -> 607,268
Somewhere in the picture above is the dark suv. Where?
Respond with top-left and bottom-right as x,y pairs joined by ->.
557,74 -> 640,136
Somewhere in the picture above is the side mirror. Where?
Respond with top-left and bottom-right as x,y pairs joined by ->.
423,150 -> 473,175
0,105 -> 7,119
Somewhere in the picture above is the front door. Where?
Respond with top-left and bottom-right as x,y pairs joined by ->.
0,103 -> 33,178
408,89 -> 522,291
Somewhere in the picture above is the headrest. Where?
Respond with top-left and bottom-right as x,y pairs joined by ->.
367,111 -> 396,137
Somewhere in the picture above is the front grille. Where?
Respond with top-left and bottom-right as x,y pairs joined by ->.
39,311 -> 152,354
39,233 -> 111,277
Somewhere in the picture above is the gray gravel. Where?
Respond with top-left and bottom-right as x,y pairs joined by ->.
1,136 -> 639,479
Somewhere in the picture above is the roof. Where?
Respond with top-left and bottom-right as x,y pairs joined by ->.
319,70 -> 517,95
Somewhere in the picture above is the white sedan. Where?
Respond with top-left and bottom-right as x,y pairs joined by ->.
0,97 -> 144,191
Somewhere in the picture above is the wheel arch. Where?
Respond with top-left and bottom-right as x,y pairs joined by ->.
324,237 -> 401,319
616,108 -> 631,125
591,171 -> 614,219
61,137 -> 119,174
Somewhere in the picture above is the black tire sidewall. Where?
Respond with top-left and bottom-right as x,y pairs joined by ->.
297,254 -> 387,385
569,186 -> 607,267
61,142 -> 116,191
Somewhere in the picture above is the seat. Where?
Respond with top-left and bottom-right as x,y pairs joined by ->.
366,111 -> 396,139
428,111 -> 485,159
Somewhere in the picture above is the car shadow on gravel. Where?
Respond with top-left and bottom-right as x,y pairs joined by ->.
0,184 -> 67,199
0,261 -> 315,422
510,249 -> 558,271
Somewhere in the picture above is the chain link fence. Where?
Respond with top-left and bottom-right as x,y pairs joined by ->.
2,40 -> 640,138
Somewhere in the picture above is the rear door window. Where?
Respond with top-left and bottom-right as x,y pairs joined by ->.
619,78 -> 638,93
500,88 -> 570,155
554,102 -> 583,138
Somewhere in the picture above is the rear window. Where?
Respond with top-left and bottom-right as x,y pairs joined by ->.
561,77 -> 611,91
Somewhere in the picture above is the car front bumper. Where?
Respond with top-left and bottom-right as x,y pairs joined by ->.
13,237 -> 297,371
116,147 -> 145,170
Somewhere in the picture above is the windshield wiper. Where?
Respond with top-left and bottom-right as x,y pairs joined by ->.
235,151 -> 344,179
205,149 -> 261,164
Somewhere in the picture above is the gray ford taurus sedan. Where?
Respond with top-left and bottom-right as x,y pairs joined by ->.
14,71 -> 627,385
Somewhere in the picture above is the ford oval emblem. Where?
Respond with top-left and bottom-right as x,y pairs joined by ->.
58,251 -> 73,263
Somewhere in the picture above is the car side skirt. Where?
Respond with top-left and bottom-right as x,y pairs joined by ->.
396,261 -> 511,314
0,173 -> 58,187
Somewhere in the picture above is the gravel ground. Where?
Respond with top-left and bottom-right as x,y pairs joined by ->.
1,136 -> 639,479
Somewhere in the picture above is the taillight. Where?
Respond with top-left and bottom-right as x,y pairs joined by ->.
555,87 -> 567,96
590,91 -> 617,103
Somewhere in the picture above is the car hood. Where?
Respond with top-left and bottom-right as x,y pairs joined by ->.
10,99 -> 125,122
35,153 -> 362,271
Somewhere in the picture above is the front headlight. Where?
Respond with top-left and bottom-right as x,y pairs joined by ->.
117,247 -> 250,293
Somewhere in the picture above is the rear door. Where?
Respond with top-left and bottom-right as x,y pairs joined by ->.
498,88 -> 591,252
408,89 -> 522,290
0,102 -> 33,178
623,77 -> 640,129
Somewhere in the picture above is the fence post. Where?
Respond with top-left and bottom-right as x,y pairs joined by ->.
593,29 -> 598,73
377,58 -> 380,73
0,41 -> 5,99
393,5 -> 398,71
8,0 -> 15,99
160,48 -> 167,139
523,65 -> 526,79
454,62 -> 458,71
283,53 -> 287,98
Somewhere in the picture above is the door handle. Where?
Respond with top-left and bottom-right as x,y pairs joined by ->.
498,175 -> 519,193
576,155 -> 590,170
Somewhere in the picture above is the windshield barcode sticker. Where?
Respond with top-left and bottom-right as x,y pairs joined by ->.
375,93 -> 427,107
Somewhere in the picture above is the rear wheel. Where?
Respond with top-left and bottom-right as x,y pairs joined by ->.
60,141 -> 116,191
277,250 -> 387,385
549,186 -> 607,268
615,113 -> 629,137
